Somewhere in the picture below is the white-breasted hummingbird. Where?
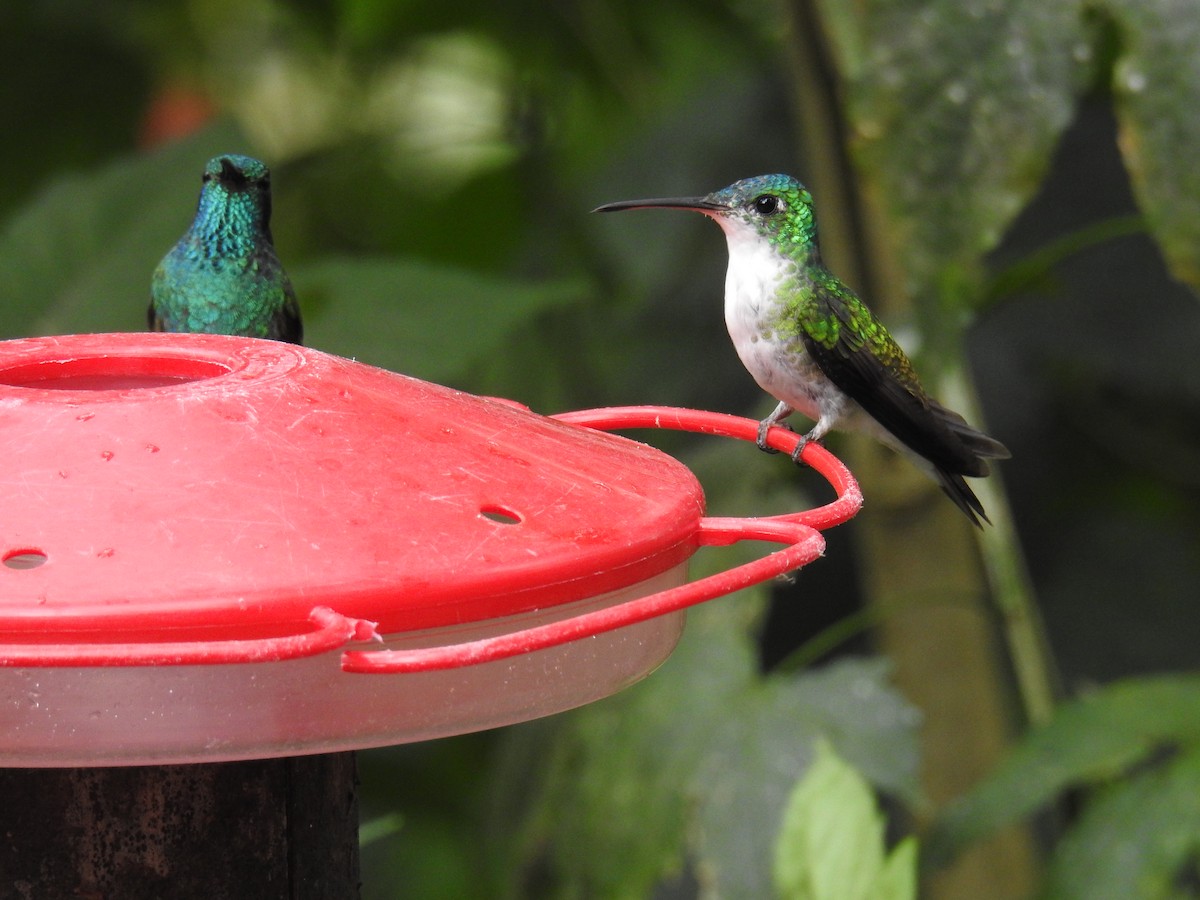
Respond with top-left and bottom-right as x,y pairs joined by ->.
595,173 -> 1009,526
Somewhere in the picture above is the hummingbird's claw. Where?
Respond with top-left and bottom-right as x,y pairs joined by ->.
755,419 -> 793,454
789,434 -> 810,465
756,401 -> 796,454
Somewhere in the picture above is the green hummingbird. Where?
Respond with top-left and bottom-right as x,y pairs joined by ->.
595,174 -> 1009,527
150,154 -> 302,343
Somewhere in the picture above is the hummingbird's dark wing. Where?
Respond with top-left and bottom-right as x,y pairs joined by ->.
271,280 -> 304,344
803,276 -> 1008,524
147,299 -> 165,332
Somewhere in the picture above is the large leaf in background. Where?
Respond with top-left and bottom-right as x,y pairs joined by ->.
294,258 -> 594,383
928,676 -> 1200,866
0,123 -> 248,339
1044,745 -> 1200,900
1105,0 -> 1200,289
815,0 -> 1091,316
815,0 -> 1200,309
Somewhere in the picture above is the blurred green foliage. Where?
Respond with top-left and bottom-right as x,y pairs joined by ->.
3,0 -> 1200,897
930,676 -> 1200,898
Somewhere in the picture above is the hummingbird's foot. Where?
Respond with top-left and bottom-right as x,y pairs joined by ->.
789,434 -> 810,464
755,419 -> 794,454
756,401 -> 796,453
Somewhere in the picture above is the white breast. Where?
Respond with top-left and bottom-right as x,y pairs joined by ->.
714,220 -> 832,424
719,221 -> 783,350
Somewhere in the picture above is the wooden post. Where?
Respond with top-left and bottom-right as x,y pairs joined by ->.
0,752 -> 360,899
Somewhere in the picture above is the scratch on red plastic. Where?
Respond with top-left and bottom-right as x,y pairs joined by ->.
341,407 -> 861,674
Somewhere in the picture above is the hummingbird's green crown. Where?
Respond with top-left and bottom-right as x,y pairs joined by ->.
705,174 -> 817,250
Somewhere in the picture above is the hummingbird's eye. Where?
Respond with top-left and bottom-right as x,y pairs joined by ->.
752,195 -> 782,216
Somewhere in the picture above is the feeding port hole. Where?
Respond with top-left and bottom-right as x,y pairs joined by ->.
479,505 -> 522,525
0,355 -> 231,391
3,550 -> 48,570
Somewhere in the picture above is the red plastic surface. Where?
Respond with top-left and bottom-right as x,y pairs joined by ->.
0,334 -> 705,665
0,334 -> 861,673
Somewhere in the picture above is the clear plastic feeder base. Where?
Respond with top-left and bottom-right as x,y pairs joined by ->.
0,567 -> 685,766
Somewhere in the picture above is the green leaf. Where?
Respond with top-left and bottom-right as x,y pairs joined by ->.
0,121 -> 250,339
773,739 -> 917,900
773,739 -> 886,900
359,812 -> 404,846
1104,0 -> 1200,290
816,0 -> 1092,309
928,675 -> 1200,863
876,837 -> 918,900
817,0 -> 1200,303
1045,745 -> 1200,900
695,660 -> 918,900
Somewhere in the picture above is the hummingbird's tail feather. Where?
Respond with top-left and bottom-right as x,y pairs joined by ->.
931,467 -> 992,528
877,400 -> 1006,526
921,401 -> 1008,526
927,399 -> 1011,478
902,403 -> 1008,528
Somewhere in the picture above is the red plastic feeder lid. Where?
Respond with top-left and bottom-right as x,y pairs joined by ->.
0,333 -> 859,765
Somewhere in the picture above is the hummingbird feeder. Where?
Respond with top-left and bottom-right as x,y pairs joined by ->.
0,332 -> 860,766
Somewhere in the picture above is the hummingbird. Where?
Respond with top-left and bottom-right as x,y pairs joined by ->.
150,154 -> 302,343
595,174 -> 1009,527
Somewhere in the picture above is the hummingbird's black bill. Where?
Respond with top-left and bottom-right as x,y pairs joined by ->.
593,197 -> 728,214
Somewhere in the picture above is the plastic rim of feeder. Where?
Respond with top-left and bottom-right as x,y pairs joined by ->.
0,333 -> 860,766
